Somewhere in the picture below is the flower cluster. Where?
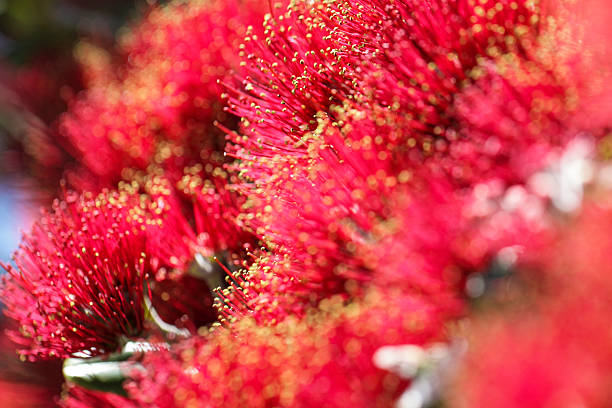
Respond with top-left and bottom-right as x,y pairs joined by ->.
1,191 -> 156,359
60,0 -> 264,190
130,290 -> 447,408
0,0 -> 610,406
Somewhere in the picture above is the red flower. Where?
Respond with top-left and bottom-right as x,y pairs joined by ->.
128,289 -> 448,408
59,0 -> 265,191
221,0 -> 609,322
1,190 -> 155,359
226,0 -> 541,181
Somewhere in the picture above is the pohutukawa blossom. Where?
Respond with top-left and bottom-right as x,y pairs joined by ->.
342,0 -> 611,187
127,289 -> 449,408
58,0 -> 265,191
1,0 -> 611,406
317,0 -> 588,187
228,0 -> 611,202
48,0 -> 265,294
0,190 -> 156,359
223,0 -> 610,319
224,103 -> 543,320
224,0 -> 362,184
226,0 -> 540,175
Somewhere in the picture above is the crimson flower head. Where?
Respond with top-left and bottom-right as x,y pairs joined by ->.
59,0 -> 265,191
0,190 -> 156,360
127,289 -> 448,408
